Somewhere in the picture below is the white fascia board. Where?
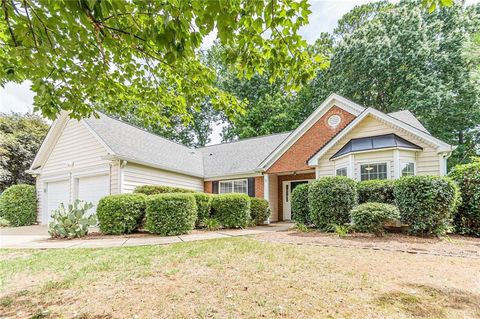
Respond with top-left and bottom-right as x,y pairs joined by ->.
257,93 -> 365,169
308,108 -> 453,166
102,154 -> 204,179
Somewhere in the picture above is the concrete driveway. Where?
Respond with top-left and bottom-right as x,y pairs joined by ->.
0,223 -> 293,249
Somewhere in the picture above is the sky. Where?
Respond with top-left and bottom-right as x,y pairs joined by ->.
1,0 -> 479,144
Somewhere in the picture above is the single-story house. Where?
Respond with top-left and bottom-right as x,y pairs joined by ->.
28,94 -> 453,224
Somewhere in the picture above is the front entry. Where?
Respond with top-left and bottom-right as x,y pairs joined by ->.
282,180 -> 313,220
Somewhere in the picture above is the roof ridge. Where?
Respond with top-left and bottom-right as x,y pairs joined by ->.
200,131 -> 292,149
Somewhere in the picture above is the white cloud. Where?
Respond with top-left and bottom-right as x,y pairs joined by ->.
0,81 -> 35,114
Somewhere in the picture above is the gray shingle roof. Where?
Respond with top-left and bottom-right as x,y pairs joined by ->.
388,110 -> 430,134
199,132 -> 291,178
84,114 -> 204,177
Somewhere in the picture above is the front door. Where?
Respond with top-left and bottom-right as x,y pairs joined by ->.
282,180 -> 312,220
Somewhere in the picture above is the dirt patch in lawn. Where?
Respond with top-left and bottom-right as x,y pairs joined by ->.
254,230 -> 480,258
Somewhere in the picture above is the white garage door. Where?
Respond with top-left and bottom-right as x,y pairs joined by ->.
77,174 -> 110,216
45,180 -> 70,224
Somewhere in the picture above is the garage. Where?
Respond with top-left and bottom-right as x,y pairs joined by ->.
76,174 -> 110,216
45,180 -> 70,224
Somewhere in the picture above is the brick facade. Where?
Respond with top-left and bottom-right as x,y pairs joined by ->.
277,172 -> 315,221
254,176 -> 264,198
204,181 -> 212,193
266,106 -> 356,174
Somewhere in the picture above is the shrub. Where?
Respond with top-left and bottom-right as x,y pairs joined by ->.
0,217 -> 10,227
0,184 -> 37,226
308,176 -> 357,230
211,193 -> 251,228
193,193 -> 212,227
203,217 -> 221,231
133,185 -> 194,195
394,176 -> 459,236
97,194 -> 147,234
449,159 -> 480,236
48,200 -> 96,239
250,197 -> 270,225
291,183 -> 311,224
350,202 -> 400,236
145,193 -> 197,235
357,180 -> 395,204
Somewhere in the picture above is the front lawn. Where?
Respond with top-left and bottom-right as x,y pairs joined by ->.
1,237 -> 479,318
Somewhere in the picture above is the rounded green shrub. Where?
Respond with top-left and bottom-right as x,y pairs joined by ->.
211,193 -> 251,228
449,159 -> 480,236
145,193 -> 197,235
308,176 -> 357,230
394,176 -> 459,236
97,194 -> 147,234
193,193 -> 213,227
350,202 -> 400,236
133,185 -> 194,195
250,197 -> 270,225
291,183 -> 311,225
0,184 -> 37,226
357,180 -> 395,204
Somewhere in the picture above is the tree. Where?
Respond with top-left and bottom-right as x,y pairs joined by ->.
0,0 -> 322,129
0,113 -> 49,191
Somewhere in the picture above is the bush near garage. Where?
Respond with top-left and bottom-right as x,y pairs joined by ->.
97,194 -> 147,234
291,183 -> 311,225
133,185 -> 194,195
145,193 -> 197,236
193,193 -> 213,227
350,202 -> 400,236
250,197 -> 270,225
211,193 -> 251,228
394,176 -> 459,236
308,176 -> 357,231
449,159 -> 480,236
357,180 -> 395,205
48,200 -> 96,239
0,184 -> 37,226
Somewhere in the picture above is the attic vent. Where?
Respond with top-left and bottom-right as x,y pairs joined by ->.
327,115 -> 341,128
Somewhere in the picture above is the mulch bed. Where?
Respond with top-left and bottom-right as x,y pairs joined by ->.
254,230 -> 480,259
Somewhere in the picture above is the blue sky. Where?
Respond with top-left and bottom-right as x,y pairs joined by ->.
1,0 -> 479,143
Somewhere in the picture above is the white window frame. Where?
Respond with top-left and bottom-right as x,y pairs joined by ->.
335,165 -> 348,177
359,162 -> 389,181
400,161 -> 416,177
219,179 -> 248,194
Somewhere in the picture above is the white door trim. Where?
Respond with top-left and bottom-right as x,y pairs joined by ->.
282,179 -> 314,220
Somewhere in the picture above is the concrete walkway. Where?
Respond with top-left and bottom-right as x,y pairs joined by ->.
0,223 -> 293,249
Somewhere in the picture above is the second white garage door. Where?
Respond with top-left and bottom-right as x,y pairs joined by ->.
77,174 -> 110,215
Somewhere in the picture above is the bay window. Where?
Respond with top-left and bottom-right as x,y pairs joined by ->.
401,162 -> 415,176
360,163 -> 388,181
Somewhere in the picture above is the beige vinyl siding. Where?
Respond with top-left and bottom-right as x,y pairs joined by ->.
268,174 -> 279,222
110,160 -> 121,194
317,115 -> 441,177
123,162 -> 203,193
42,120 -> 110,174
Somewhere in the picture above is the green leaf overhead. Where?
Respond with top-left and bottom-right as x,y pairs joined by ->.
0,0 -> 320,126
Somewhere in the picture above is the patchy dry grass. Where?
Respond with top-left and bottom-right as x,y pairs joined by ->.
1,237 -> 480,318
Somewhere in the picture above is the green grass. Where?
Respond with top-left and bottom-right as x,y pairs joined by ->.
1,237 -> 479,319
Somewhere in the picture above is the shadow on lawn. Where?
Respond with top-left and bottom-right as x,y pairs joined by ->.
376,283 -> 480,318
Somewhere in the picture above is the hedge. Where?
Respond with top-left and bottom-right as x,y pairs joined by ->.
97,194 -> 147,234
291,183 -> 311,225
250,197 -> 270,225
350,202 -> 400,236
449,159 -> 480,236
133,185 -> 194,195
211,193 -> 251,228
394,176 -> 459,236
145,193 -> 197,235
0,184 -> 37,226
193,193 -> 212,226
357,180 -> 395,205
308,176 -> 357,230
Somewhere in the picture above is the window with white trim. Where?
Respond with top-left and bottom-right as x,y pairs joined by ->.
360,163 -> 388,181
401,162 -> 415,176
336,167 -> 348,177
219,179 -> 248,194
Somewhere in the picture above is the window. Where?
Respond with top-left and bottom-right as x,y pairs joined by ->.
219,179 -> 248,194
336,167 -> 348,177
401,162 -> 415,176
360,163 -> 388,181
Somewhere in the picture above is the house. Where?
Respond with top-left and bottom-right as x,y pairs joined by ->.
28,94 -> 453,224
